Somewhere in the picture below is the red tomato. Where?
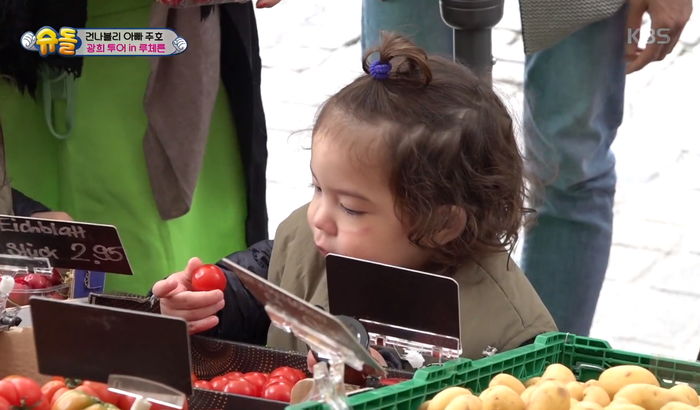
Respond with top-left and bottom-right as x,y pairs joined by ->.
269,367 -> 304,384
117,393 -> 135,410
82,381 -> 121,406
40,380 -> 65,403
222,371 -> 244,381
0,380 -> 19,406
191,264 -> 227,292
223,379 -> 257,397
23,273 -> 51,289
209,376 -> 229,392
50,387 -> 70,406
74,384 -> 98,398
379,377 -> 409,386
0,396 -> 11,410
243,372 -> 267,390
8,281 -> 31,306
49,269 -> 63,285
1,376 -> 42,407
261,382 -> 292,402
263,376 -> 291,388
193,380 -> 212,390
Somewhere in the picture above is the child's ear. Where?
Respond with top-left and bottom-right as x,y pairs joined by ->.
433,205 -> 467,245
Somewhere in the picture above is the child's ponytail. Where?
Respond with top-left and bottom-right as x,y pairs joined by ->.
362,32 -> 433,86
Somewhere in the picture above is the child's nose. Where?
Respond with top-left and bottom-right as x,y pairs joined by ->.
311,200 -> 337,236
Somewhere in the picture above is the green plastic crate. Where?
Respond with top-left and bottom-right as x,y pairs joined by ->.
286,331 -> 700,410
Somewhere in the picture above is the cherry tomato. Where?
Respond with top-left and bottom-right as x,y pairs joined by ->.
223,379 -> 257,397
269,366 -> 304,384
261,382 -> 292,402
191,264 -> 227,292
193,380 -> 212,390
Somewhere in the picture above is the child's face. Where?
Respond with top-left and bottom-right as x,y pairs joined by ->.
307,131 -> 433,271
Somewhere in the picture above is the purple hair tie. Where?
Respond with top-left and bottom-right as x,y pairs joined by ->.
369,60 -> 392,80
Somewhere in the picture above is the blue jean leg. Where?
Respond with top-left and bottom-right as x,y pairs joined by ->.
520,6 -> 627,336
362,0 -> 453,57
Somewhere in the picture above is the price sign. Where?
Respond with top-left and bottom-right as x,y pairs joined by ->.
0,214 -> 133,274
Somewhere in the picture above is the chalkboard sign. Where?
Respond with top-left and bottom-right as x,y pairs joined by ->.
31,297 -> 192,395
0,214 -> 133,274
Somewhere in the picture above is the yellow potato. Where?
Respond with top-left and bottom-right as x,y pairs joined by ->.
445,394 -> 482,410
542,364 -> 577,384
582,385 -> 611,407
660,402 -> 698,410
584,380 -> 603,389
566,382 -> 585,401
428,387 -> 472,410
480,385 -> 525,410
526,377 -> 543,388
669,384 -> 700,406
419,401 -> 432,410
606,401 -> 646,410
570,400 -> 603,410
598,365 -> 660,397
614,383 -> 675,410
527,380 -> 571,410
489,373 -> 527,395
522,386 -> 537,405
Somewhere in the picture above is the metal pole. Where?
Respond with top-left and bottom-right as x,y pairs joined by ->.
439,0 -> 505,85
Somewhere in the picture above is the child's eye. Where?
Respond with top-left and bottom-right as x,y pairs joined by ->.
309,183 -> 322,193
341,204 -> 364,216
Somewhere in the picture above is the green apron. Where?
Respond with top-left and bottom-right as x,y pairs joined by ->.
0,0 -> 247,294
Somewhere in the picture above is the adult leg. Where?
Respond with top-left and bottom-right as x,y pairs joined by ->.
520,6 -> 627,335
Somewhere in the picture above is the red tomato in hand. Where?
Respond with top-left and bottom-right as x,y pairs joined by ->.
191,264 -> 227,292
261,382 -> 292,402
223,379 -> 257,397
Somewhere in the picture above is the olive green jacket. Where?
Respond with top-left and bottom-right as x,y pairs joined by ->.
266,205 -> 556,359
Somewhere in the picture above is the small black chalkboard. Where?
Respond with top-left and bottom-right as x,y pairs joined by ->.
0,214 -> 132,274
30,298 -> 193,395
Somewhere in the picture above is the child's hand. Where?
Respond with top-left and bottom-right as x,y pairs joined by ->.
152,257 -> 226,334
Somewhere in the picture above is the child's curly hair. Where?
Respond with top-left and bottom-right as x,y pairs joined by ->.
313,33 -> 528,271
